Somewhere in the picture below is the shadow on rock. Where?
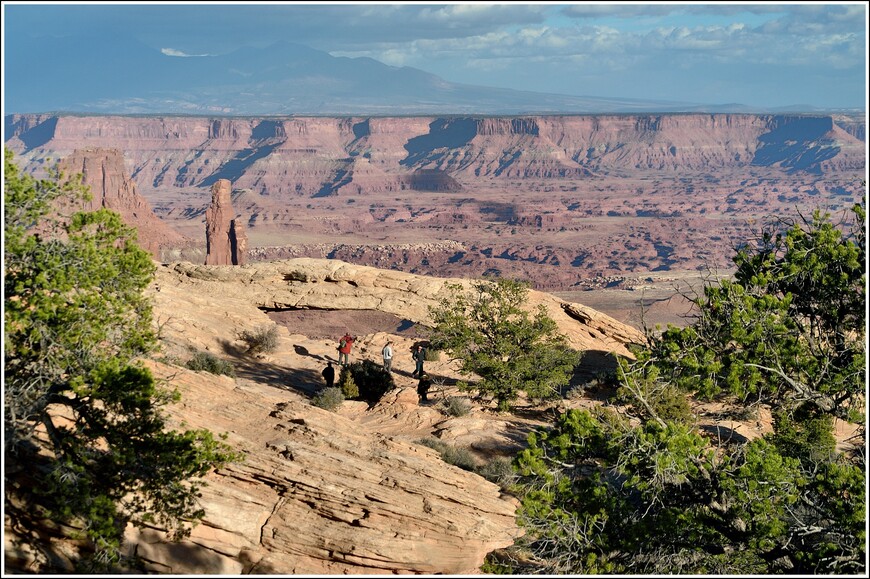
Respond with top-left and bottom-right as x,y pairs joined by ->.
231,356 -> 327,396
293,344 -> 326,362
572,350 -> 623,384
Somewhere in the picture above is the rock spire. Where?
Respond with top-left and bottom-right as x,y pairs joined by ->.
204,179 -> 247,266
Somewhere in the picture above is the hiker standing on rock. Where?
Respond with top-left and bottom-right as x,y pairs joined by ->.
412,344 -> 426,378
338,333 -> 354,366
382,341 -> 394,372
321,361 -> 335,389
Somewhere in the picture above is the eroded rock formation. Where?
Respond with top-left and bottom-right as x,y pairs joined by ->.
6,252 -> 859,574
204,179 -> 248,265
57,148 -> 188,257
6,113 -> 863,289
122,363 -> 520,574
157,257 -> 645,356
7,113 -> 864,198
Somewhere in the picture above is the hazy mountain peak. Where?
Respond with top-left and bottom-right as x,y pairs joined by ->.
4,36 -> 774,116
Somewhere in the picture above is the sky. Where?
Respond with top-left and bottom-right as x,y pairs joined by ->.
2,1 -> 868,110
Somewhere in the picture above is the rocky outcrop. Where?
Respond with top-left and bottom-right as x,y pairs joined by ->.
120,363 -> 520,575
57,148 -> 188,257
156,258 -> 645,356
3,357 -> 521,575
204,179 -> 247,266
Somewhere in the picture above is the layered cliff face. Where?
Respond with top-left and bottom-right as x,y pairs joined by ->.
57,148 -> 189,257
5,113 -> 864,290
6,113 -> 865,198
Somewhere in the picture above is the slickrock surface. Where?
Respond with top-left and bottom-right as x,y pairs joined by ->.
155,257 -> 645,357
126,258 -> 594,574
57,148 -> 188,257
205,179 -> 248,265
127,361 -> 520,575
7,258 -> 858,574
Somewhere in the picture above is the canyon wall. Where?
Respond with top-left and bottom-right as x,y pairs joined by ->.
5,113 -> 864,293
6,113 -> 865,198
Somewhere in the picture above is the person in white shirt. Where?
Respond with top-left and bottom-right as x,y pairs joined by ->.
382,341 -> 394,372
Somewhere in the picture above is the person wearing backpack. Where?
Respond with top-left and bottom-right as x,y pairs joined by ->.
338,333 -> 354,366
382,341 -> 394,372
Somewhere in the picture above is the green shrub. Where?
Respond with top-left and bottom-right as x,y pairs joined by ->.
442,396 -> 472,417
338,369 -> 359,399
477,456 -> 516,488
423,347 -> 441,362
428,278 -> 580,411
480,553 -> 516,574
239,324 -> 279,354
4,149 -> 236,569
343,360 -> 395,405
186,351 -> 236,377
312,387 -> 345,411
417,437 -> 478,472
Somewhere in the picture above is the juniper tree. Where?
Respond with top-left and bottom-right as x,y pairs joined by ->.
510,200 -> 866,574
428,278 -> 580,411
4,148 -> 236,570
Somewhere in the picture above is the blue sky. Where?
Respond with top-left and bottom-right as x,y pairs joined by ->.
3,1 -> 867,110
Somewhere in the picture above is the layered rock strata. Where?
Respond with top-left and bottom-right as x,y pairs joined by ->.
204,179 -> 248,265
8,113 -> 862,292
123,362 -> 521,575
57,148 -> 188,257
155,257 -> 645,356
7,113 -> 864,198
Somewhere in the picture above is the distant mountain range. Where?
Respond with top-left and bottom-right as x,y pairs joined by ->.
3,36 -> 855,116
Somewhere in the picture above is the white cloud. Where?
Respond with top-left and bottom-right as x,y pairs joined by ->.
416,3 -> 547,28
161,48 -> 210,57
376,48 -> 417,68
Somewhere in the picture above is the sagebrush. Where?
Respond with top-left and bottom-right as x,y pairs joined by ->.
417,437 -> 478,471
239,325 -> 279,354
186,351 -> 236,377
312,387 -> 345,411
441,396 -> 472,417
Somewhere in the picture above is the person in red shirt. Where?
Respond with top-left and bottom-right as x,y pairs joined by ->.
338,333 -> 355,366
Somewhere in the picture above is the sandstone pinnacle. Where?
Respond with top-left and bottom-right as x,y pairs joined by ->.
205,179 -> 248,266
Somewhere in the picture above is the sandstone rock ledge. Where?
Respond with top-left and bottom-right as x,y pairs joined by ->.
155,257 -> 645,357
6,258 -> 647,574
126,362 -> 520,575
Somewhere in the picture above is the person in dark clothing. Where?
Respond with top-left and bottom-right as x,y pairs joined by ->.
417,374 -> 432,403
321,361 -> 335,389
412,344 -> 426,378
